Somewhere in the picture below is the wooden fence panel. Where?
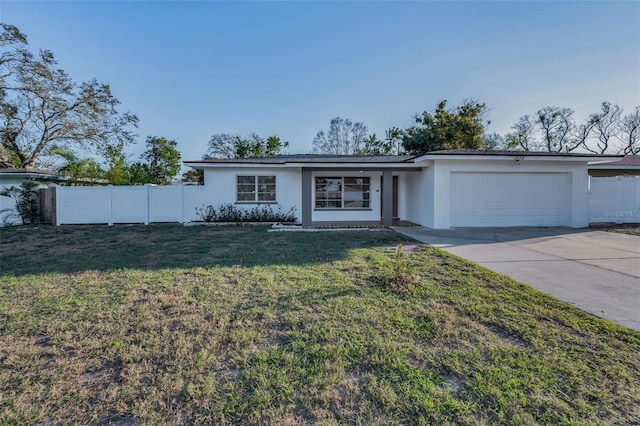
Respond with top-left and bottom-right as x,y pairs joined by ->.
39,187 -> 56,224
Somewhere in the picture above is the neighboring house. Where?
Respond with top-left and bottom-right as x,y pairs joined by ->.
184,150 -> 621,229
588,155 -> 640,177
0,168 -> 65,225
0,168 -> 65,189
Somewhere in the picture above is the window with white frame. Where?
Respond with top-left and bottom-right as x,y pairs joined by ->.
236,175 -> 276,202
315,177 -> 370,209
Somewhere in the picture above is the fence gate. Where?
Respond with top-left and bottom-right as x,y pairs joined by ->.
39,187 -> 56,224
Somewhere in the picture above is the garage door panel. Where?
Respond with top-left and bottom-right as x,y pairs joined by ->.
450,172 -> 570,227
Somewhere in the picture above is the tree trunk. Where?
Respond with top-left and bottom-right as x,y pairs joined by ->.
1,129 -> 26,168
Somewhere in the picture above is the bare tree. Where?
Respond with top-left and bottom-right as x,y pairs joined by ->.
618,106 -> 640,155
0,24 -> 138,169
483,132 -> 509,150
536,107 -> 580,152
509,115 -> 539,151
510,106 -> 598,153
503,102 -> 639,154
582,102 -> 622,154
312,117 -> 370,155
205,133 -> 242,159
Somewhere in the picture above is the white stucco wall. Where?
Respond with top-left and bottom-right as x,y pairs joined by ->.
411,159 -> 589,229
199,158 -> 591,228
0,176 -> 51,226
202,167 -> 302,222
402,167 -> 430,226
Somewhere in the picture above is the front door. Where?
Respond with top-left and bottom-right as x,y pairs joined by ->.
380,175 -> 399,220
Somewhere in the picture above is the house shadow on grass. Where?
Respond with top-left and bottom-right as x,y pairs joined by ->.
0,224 -> 412,276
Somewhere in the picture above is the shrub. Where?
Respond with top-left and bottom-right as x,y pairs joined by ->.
385,244 -> 422,292
217,203 -> 246,222
195,205 -> 217,222
196,203 -> 297,223
0,181 -> 40,226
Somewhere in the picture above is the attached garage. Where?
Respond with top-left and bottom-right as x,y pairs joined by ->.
449,172 -> 571,227
405,151 -> 621,229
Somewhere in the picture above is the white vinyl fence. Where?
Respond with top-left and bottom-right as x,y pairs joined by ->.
54,184 -> 209,225
45,177 -> 640,226
589,176 -> 640,224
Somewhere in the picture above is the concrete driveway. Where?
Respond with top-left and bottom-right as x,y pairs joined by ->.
391,226 -> 640,331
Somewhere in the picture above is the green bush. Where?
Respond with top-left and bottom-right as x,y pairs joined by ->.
0,181 -> 40,225
195,203 -> 297,223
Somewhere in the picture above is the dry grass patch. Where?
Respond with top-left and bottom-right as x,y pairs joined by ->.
0,225 -> 639,425
609,226 -> 640,236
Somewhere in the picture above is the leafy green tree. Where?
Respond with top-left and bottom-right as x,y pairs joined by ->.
140,136 -> 181,185
206,133 -> 288,159
103,145 -> 132,185
128,162 -> 154,185
181,169 -> 204,184
0,23 -> 138,169
401,100 -> 488,155
50,147 -> 104,185
357,127 -> 403,155
264,136 -> 288,157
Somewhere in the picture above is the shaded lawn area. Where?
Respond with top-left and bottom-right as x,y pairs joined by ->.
0,225 -> 639,425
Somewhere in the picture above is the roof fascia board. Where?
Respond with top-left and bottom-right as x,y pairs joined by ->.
302,166 -> 422,172
184,162 -> 287,169
286,162 -> 420,169
587,158 -> 631,165
412,154 -> 622,163
0,172 -> 64,179
184,162 -> 421,169
589,164 -> 640,169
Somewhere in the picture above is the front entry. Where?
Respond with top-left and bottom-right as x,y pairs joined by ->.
380,175 -> 399,221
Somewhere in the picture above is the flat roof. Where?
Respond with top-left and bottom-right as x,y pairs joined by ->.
0,168 -> 65,179
422,149 -> 624,158
184,154 -> 416,165
185,150 -> 624,168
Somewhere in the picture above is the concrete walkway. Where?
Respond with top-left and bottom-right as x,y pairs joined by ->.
391,226 -> 640,331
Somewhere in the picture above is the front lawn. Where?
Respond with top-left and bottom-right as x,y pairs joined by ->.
606,225 -> 640,236
1,225 -> 638,425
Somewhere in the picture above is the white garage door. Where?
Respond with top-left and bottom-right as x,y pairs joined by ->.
450,172 -> 571,227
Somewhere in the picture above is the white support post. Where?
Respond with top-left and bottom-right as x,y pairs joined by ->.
54,185 -> 61,226
180,184 -> 185,223
616,176 -> 623,224
635,177 -> 640,224
108,185 -> 114,226
145,184 -> 151,225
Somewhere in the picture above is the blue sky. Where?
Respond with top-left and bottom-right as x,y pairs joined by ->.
2,1 -> 639,164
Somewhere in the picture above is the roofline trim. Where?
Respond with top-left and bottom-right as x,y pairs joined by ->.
0,172 -> 65,179
412,154 -> 623,163
589,164 -> 640,169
